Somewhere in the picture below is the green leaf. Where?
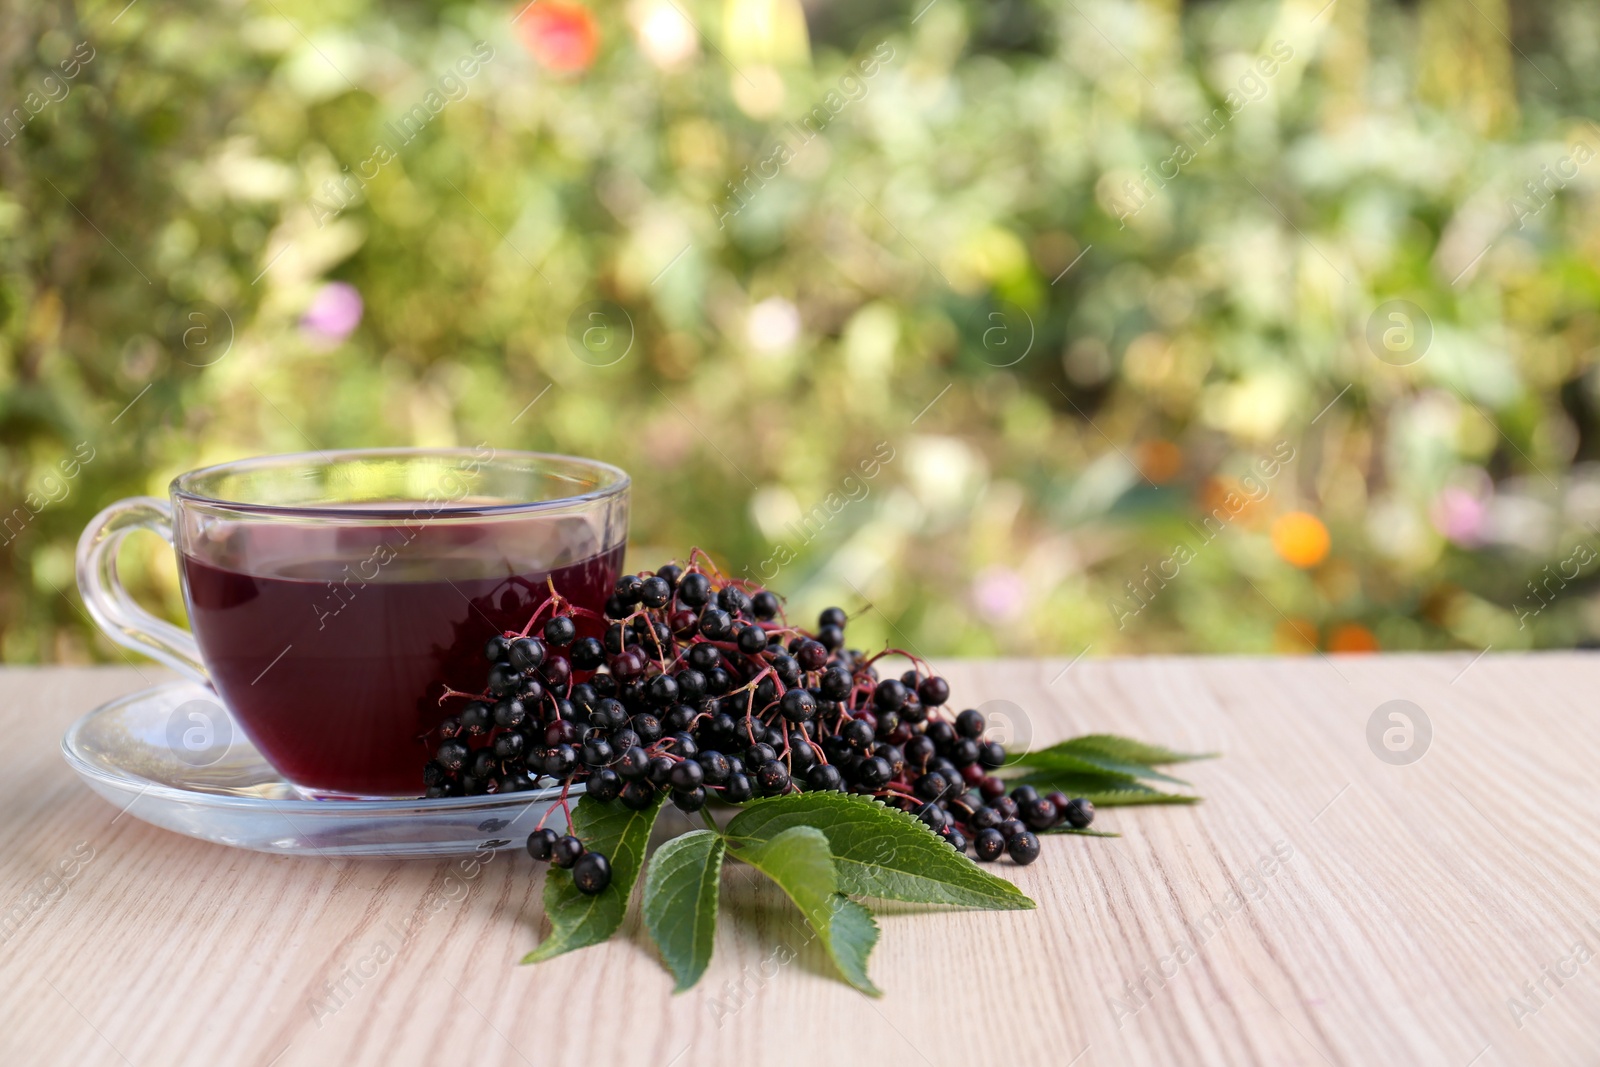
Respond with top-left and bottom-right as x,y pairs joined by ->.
1014,771 -> 1201,807
737,826 -> 880,995
726,791 -> 1033,911
522,793 -> 666,964
1042,826 -> 1122,838
1052,734 -> 1216,765
1015,748 -> 1190,785
642,829 -> 726,992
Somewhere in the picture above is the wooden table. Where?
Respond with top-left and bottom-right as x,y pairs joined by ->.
3,656 -> 1598,1066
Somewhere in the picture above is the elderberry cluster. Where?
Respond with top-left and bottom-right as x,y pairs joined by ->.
424,557 -> 1095,894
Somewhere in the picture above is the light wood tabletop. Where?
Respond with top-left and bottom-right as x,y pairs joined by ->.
2,656 -> 1599,1067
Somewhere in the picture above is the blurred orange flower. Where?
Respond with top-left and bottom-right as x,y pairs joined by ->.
1326,623 -> 1379,653
1137,439 -> 1183,483
1271,511 -> 1330,568
517,2 -> 600,73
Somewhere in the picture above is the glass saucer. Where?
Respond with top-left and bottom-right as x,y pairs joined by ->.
62,680 -> 577,857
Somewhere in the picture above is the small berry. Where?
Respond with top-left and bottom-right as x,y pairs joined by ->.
620,780 -> 657,809
435,740 -> 470,773
487,663 -> 519,696
736,624 -> 768,654
639,575 -> 672,609
874,679 -> 908,711
493,732 -> 525,760
945,830 -> 967,854
485,635 -> 510,662
614,574 -> 643,603
756,760 -> 791,794
1010,784 -> 1039,805
914,771 -> 951,801
1022,797 -> 1059,831
978,742 -> 1006,770
493,699 -> 527,729
670,759 -> 705,791
1062,798 -> 1096,829
697,750 -> 732,785
509,637 -> 546,673
582,738 -> 614,767
678,572 -> 712,607
779,688 -> 817,723
955,708 -> 985,738
817,624 -> 844,651
572,851 -> 612,895
855,756 -> 892,789
722,773 -> 755,803
552,835 -> 585,868
997,817 -> 1026,840
699,609 -> 734,640
974,828 -> 1006,862
751,590 -> 781,619
672,785 -> 708,812
570,637 -> 605,670
526,828 -> 559,861
617,746 -> 651,780
1007,830 -> 1041,865
587,767 -> 623,801
544,615 -> 577,646
918,676 -> 950,706
818,606 -> 847,629
460,701 -> 493,735
806,764 -> 845,792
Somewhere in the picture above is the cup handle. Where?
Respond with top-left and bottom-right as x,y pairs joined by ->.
76,496 -> 210,683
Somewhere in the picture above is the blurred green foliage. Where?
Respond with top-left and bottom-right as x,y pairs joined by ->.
5,0 -> 1600,664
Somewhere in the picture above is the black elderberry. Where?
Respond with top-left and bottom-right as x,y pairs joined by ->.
674,669 -> 707,701
717,586 -> 750,615
632,713 -> 663,744
468,749 -> 497,779
423,761 -> 447,787
425,781 -> 461,798
582,737 -> 614,767
487,663 -> 519,696
950,738 -> 980,766
978,742 -> 1006,770
552,835 -> 585,868
435,739 -> 470,773
779,688 -> 817,723
687,643 -> 721,671
499,771 -> 534,793
670,609 -> 700,639
526,827 -> 559,861
991,795 -> 1019,820
614,574 -> 643,603
493,699 -> 527,729
919,805 -> 950,832
751,590 -> 781,619
1062,797 -> 1095,829
913,771 -> 950,801
485,635 -> 511,662
904,734 -> 935,767
544,615 -> 576,647
899,699 -> 928,725
697,750 -> 731,785
970,805 -> 1002,830
494,732 -> 526,760
543,744 -> 578,777
541,657 -> 571,692
926,720 -> 956,751
974,827 -> 1006,862
918,676 -> 950,707
787,739 -> 818,773
590,673 -> 618,699
603,594 -> 630,619
656,563 -> 683,589
460,701 -> 493,735
617,746 -> 651,780
806,763 -> 845,792
723,773 -> 755,803
734,624 -> 766,655
647,674 -> 680,707
663,704 -> 696,733
603,622 -> 629,656
699,609 -> 734,640
640,575 -> 672,609
460,774 -> 492,795
756,760 -> 791,794
647,756 -> 676,786
573,851 -> 612,894
770,654 -> 802,688
678,571 -> 712,607
745,742 -> 776,768
874,710 -> 901,738
620,779 -> 657,809
669,759 -> 705,791
509,637 -> 546,673
945,830 -> 968,854
817,624 -> 844,651
1010,784 -> 1039,805
855,756 -> 892,789
955,708 -> 986,738
819,668 -> 853,701
517,676 -> 546,704
841,718 -> 875,751
590,698 -> 626,731
1007,830 -> 1041,865
1022,797 -> 1059,831
669,731 -> 698,759
610,726 -> 641,752
818,606 -> 847,629
587,767 -> 623,801
997,817 -> 1026,841
672,785 -> 707,812
704,667 -> 733,695
570,637 -> 605,670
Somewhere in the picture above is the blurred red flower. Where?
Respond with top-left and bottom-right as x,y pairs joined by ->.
516,2 -> 600,73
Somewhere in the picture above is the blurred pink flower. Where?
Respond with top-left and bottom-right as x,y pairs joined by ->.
301,282 -> 363,345
1431,485 -> 1487,546
973,566 -> 1027,623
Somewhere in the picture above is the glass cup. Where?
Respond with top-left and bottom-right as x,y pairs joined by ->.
76,448 -> 629,798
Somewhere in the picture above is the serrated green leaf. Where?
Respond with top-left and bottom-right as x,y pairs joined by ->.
737,826 -> 880,995
1055,734 -> 1216,765
642,830 -> 726,992
522,794 -> 666,964
1014,771 -> 1201,807
1015,748 -> 1189,785
726,792 -> 1033,911
1042,826 -> 1122,838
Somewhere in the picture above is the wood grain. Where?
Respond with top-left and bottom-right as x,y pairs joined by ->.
2,656 -> 1599,1066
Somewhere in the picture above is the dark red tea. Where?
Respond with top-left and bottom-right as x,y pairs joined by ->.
180,519 -> 622,796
